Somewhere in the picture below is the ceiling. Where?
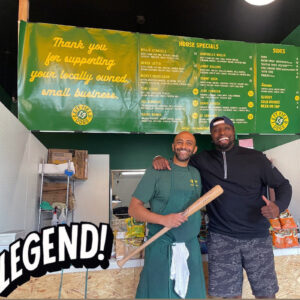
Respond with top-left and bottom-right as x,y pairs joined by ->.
1,0 -> 299,99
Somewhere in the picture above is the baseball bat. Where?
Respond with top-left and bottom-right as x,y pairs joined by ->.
117,184 -> 223,268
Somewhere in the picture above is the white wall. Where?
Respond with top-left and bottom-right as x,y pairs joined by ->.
74,155 -> 110,224
264,139 -> 300,222
0,102 -> 47,233
24,135 -> 48,232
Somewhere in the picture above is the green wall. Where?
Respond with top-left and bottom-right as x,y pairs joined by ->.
281,25 -> 300,46
250,134 -> 300,152
0,86 -> 18,116
0,86 -> 13,112
33,132 -> 213,169
33,132 -> 299,170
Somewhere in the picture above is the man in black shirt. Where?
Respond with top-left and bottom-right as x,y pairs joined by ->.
153,116 -> 292,298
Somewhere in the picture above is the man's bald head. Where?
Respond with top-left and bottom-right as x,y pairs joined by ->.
172,131 -> 197,166
173,131 -> 196,144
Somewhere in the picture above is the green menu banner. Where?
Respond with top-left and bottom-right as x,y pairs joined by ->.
139,35 -> 257,133
256,44 -> 300,133
194,38 -> 256,134
18,21 -> 300,134
139,34 -> 198,133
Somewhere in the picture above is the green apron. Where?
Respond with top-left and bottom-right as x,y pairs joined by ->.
136,165 -> 206,299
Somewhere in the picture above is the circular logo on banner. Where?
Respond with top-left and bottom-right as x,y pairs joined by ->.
270,111 -> 289,132
192,100 -> 199,107
192,88 -> 199,95
248,90 -> 254,97
192,112 -> 198,119
71,104 -> 93,126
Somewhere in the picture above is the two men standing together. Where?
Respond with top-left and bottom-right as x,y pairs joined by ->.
129,116 -> 292,299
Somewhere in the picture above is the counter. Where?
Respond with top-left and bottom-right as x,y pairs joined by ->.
6,247 -> 300,298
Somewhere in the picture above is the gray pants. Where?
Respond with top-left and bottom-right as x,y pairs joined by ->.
207,232 -> 279,298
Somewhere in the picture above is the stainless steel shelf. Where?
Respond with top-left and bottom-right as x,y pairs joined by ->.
38,161 -> 75,231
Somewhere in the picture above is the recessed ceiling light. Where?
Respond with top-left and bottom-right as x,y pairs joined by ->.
244,0 -> 276,6
121,171 -> 145,175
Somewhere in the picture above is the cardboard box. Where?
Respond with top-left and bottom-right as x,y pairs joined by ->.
115,233 -> 144,260
42,182 -> 75,210
48,150 -> 73,164
73,150 -> 88,180
48,149 -> 88,180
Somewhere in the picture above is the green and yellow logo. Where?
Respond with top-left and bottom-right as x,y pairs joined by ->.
71,104 -> 93,126
190,179 -> 199,187
248,90 -> 254,97
192,88 -> 199,95
192,112 -> 198,119
192,100 -> 199,107
270,111 -> 289,132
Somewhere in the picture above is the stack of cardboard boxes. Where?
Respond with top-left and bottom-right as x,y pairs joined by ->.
42,149 -> 88,210
48,149 -> 88,180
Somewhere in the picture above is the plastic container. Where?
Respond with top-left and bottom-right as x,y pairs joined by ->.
51,210 -> 59,226
58,208 -> 67,224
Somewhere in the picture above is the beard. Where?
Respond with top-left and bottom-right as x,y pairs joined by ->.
174,148 -> 194,162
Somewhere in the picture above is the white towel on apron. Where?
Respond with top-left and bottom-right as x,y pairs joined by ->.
170,242 -> 190,298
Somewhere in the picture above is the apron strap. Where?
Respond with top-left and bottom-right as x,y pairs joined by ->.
168,243 -> 172,298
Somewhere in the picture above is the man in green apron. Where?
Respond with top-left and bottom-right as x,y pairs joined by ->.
128,131 -> 206,299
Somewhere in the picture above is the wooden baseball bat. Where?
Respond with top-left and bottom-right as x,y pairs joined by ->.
117,184 -> 223,268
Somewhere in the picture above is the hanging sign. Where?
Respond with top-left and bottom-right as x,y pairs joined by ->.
18,21 -> 300,133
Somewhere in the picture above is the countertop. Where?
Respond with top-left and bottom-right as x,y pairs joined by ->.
47,246 -> 300,275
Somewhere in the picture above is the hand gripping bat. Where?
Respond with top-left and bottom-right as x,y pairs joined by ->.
117,185 -> 223,268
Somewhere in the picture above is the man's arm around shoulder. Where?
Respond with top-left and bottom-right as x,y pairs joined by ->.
152,156 -> 171,170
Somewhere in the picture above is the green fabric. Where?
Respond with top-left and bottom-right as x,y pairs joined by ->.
40,201 -> 54,211
133,162 -> 206,299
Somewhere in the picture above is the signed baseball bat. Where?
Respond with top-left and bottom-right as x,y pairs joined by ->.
117,185 -> 223,268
